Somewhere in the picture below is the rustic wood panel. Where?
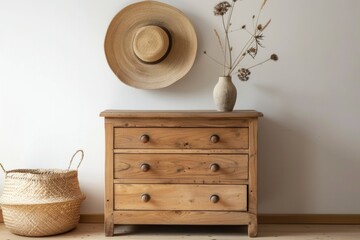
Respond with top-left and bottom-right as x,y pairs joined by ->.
248,120 -> 258,215
248,119 -> 258,237
105,118 -> 250,127
101,110 -> 262,237
114,154 -> 248,180
113,149 -> 249,154
113,178 -> 249,184
100,110 -> 263,118
114,128 -> 249,149
104,123 -> 114,236
113,210 -> 252,225
114,184 -> 247,211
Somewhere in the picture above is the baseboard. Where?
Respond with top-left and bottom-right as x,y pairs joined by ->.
75,214 -> 360,225
259,214 -> 360,225
0,211 -> 359,224
78,213 -> 360,225
79,214 -> 104,223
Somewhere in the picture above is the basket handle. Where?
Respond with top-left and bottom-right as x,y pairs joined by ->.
68,150 -> 84,170
0,163 -> 6,173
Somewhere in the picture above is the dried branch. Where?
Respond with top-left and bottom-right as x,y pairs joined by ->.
205,0 -> 278,80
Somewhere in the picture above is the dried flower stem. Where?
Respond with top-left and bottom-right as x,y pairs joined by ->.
245,28 -> 255,36
247,57 -> 271,69
218,0 -> 237,76
229,28 -> 256,75
228,1 -> 267,75
214,29 -> 226,63
229,33 -> 257,74
229,19 -> 271,74
261,19 -> 271,32
204,51 -> 228,68
225,0 -> 236,74
260,0 -> 268,10
207,0 -> 277,81
221,15 -> 227,75
256,0 -> 267,30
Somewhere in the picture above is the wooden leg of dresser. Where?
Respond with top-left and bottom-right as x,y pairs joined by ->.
248,214 -> 258,237
105,222 -> 114,236
104,214 -> 114,237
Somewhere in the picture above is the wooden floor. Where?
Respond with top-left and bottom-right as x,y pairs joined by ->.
0,224 -> 359,239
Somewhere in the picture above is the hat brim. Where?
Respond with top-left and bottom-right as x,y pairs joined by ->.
105,1 -> 197,89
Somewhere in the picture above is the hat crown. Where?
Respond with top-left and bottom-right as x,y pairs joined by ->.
132,25 -> 170,63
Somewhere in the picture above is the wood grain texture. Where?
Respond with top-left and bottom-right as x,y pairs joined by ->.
114,184 -> 247,211
113,178 -> 249,185
113,211 -> 252,225
248,119 -> 258,237
114,154 -> 248,181
104,123 -> 114,236
248,213 -> 258,237
100,110 -> 263,118
104,118 -> 250,127
113,149 -> 249,154
114,127 -> 249,149
101,110 -> 262,237
248,119 -> 258,214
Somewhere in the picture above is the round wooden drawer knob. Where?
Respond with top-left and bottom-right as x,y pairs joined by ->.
140,163 -> 150,172
210,163 -> 220,172
210,134 -> 220,143
210,194 -> 220,203
141,193 -> 151,202
140,134 -> 150,143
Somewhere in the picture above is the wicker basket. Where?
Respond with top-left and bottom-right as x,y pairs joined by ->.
0,150 -> 86,237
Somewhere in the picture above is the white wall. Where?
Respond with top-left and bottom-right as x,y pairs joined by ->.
0,0 -> 359,214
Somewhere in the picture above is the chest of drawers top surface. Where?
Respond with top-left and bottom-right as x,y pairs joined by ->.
100,110 -> 263,118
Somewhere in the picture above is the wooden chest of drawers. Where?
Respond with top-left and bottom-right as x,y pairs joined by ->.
100,110 -> 262,237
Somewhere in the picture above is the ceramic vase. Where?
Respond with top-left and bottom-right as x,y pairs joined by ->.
213,76 -> 237,112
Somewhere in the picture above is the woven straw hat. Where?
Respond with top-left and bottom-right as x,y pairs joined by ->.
104,1 -> 197,89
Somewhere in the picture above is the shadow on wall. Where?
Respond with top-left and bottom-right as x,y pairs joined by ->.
258,117 -> 316,213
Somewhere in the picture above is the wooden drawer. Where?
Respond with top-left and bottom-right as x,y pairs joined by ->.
114,184 -> 247,211
114,128 -> 249,149
114,154 -> 248,181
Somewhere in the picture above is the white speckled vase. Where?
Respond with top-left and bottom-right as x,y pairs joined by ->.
213,76 -> 237,112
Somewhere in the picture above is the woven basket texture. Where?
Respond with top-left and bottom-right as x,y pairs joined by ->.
0,169 -> 84,204
1,199 -> 83,236
0,168 -> 85,237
